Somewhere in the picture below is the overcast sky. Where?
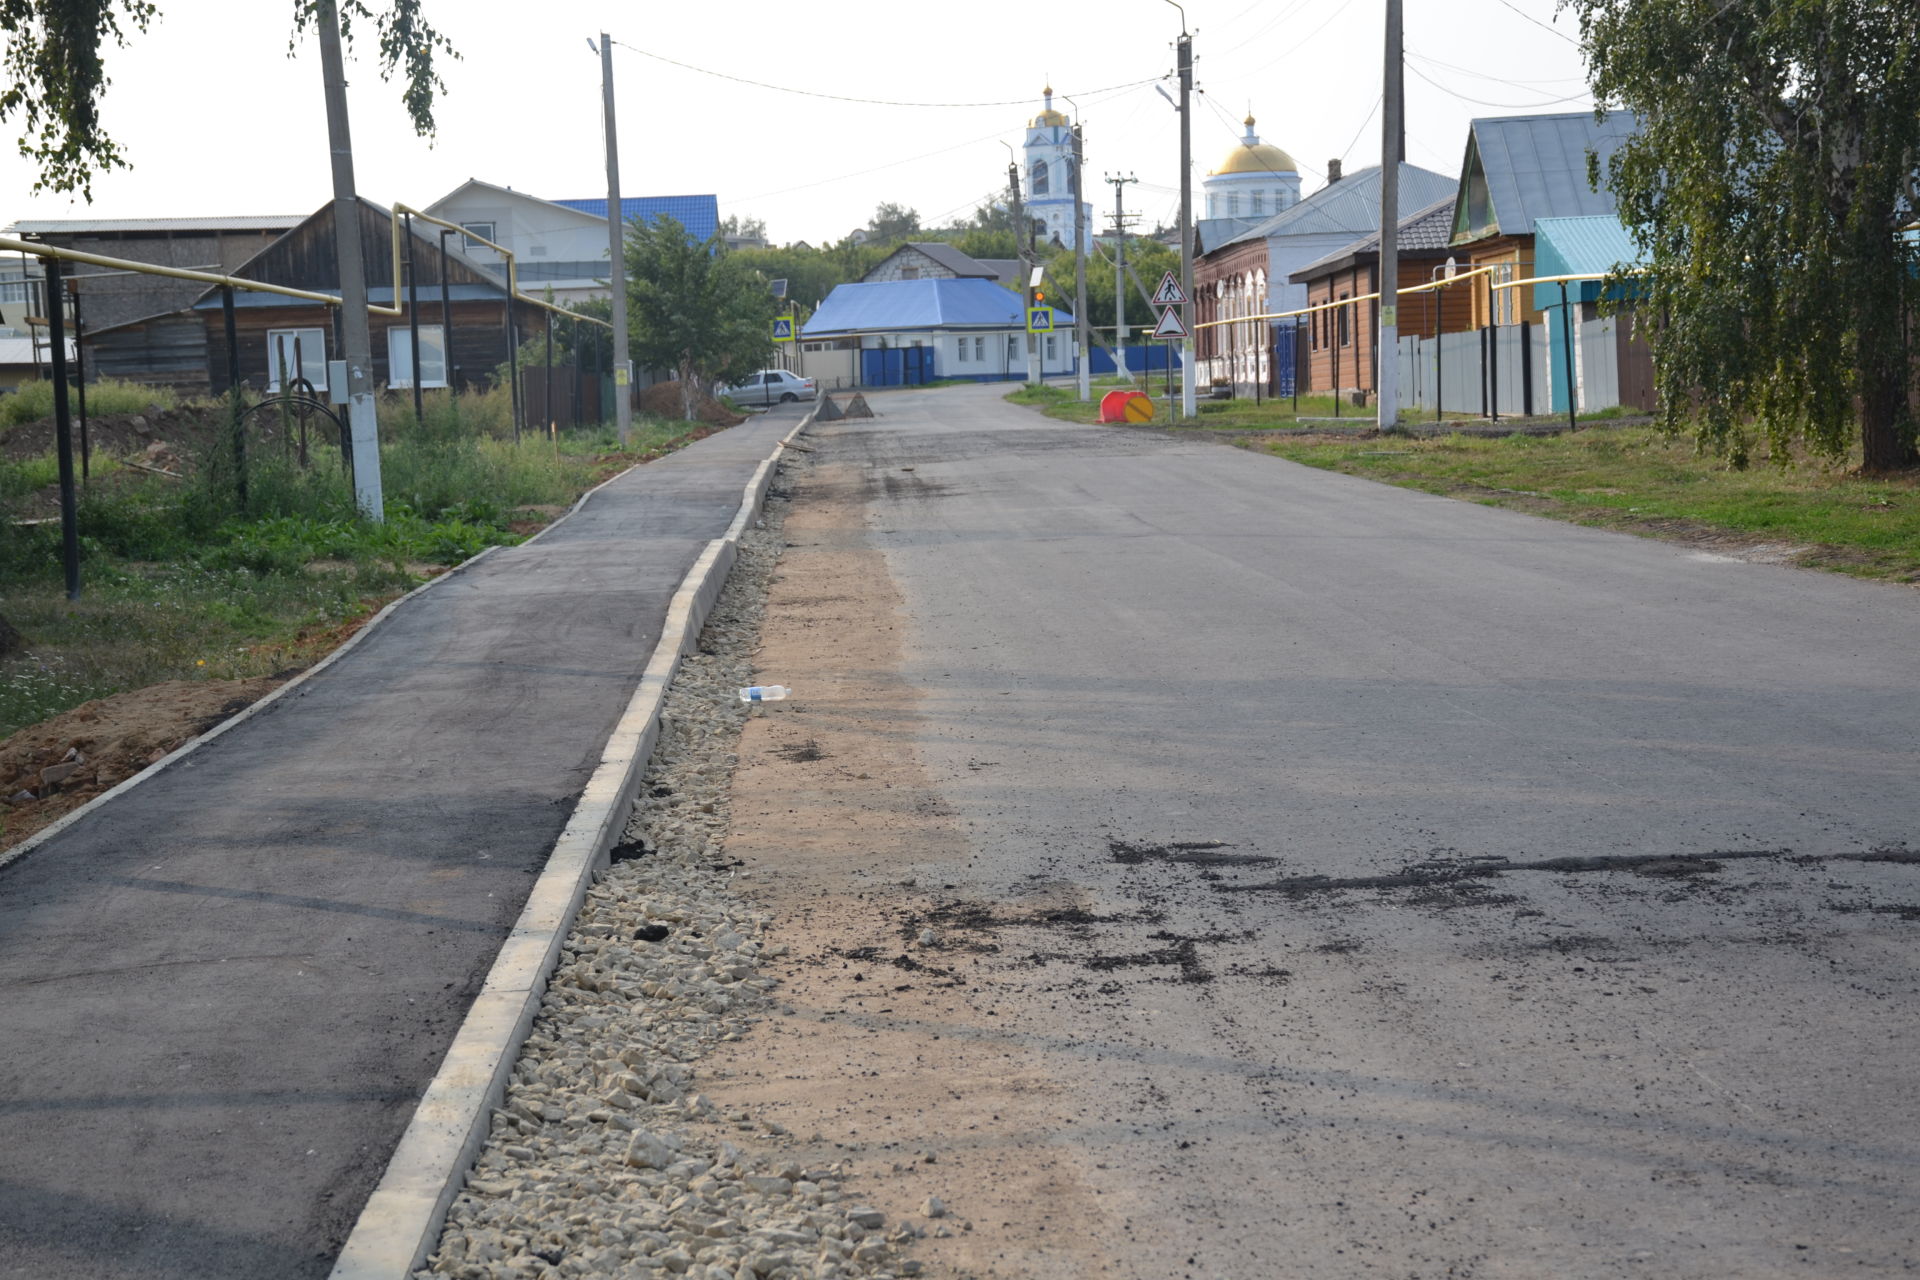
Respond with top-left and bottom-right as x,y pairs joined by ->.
1,0 -> 1594,245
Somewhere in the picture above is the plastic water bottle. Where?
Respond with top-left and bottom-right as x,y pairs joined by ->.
738,685 -> 790,703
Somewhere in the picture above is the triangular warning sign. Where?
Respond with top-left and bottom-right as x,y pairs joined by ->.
1151,305 -> 1187,339
1151,271 -> 1188,306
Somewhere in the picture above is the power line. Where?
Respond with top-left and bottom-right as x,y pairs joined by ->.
1340,95 -> 1383,164
1405,60 -> 1591,110
610,40 -> 1159,110
1494,0 -> 1580,45
1407,50 -> 1586,88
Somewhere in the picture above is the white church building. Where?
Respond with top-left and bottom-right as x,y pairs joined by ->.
1023,89 -> 1094,249
1205,115 -> 1303,222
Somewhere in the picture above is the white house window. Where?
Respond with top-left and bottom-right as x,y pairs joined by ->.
957,337 -> 970,363
460,221 -> 496,251
1045,334 -> 1058,361
266,327 -> 328,391
387,325 -> 448,389
974,336 -> 986,361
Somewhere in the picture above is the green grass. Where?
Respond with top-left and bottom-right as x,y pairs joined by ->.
1006,382 -> 1351,426
0,397 -> 718,737
0,377 -> 180,430
1255,425 -> 1920,581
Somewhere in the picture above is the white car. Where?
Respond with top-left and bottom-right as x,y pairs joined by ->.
725,369 -> 817,406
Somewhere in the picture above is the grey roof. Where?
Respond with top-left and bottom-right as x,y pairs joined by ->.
4,215 -> 303,235
1288,195 -> 1459,282
1219,162 -> 1457,251
1457,110 -> 1638,241
972,257 -> 1023,288
895,242 -> 999,278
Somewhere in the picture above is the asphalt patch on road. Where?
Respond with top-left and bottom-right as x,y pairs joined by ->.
1109,838 -> 1278,868
1221,847 -> 1802,896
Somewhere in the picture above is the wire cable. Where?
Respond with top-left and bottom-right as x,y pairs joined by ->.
1405,60 -> 1591,110
609,40 -> 1160,110
1494,0 -> 1580,45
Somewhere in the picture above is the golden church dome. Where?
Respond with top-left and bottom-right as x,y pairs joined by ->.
1212,115 -> 1297,176
1030,86 -> 1069,128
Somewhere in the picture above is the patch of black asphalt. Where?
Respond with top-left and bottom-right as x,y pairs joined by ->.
0,411 -> 801,1280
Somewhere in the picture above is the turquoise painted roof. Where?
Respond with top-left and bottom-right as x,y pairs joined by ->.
1532,215 -> 1645,307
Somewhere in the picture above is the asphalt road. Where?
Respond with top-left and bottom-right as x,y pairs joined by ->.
0,408 -> 800,1280
826,384 -> 1920,1278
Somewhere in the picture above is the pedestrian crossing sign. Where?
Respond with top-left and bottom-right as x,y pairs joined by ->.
771,317 -> 794,342
1027,306 -> 1055,333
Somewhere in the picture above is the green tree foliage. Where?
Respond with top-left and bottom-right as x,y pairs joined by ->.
0,0 -> 454,197
625,216 -> 776,418
865,202 -> 923,246
1569,0 -> 1920,470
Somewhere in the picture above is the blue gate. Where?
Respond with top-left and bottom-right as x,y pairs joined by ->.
860,346 -> 935,387
1272,322 -> 1298,398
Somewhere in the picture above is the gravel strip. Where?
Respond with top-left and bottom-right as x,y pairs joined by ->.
418,469 -> 924,1280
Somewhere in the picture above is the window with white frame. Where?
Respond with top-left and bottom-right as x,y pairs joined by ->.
266,327 -> 328,391
974,336 -> 986,361
460,221 -> 496,251
957,336 -> 970,363
1045,334 -> 1058,361
1229,193 -> 1241,216
1252,192 -> 1266,215
387,325 -> 448,389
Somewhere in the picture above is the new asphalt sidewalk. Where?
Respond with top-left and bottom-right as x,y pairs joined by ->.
0,408 -> 804,1280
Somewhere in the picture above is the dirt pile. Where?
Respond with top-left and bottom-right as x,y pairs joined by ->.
638,381 -> 744,427
1,404 -> 223,465
0,675 -> 286,854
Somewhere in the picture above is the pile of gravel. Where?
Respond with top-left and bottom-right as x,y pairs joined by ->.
419,471 -> 926,1280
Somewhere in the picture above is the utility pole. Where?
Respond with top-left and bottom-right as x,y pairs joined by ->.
597,33 -> 634,444
1072,121 -> 1090,402
1378,0 -> 1404,430
1173,18 -> 1197,418
1007,159 -> 1039,387
316,0 -> 383,521
1108,173 -> 1137,382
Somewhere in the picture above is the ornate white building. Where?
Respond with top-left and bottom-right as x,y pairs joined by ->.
1023,89 -> 1093,249
1203,115 -> 1302,221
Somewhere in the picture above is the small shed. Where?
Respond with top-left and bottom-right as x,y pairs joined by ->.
803,278 -> 1076,386
1530,215 -> 1654,413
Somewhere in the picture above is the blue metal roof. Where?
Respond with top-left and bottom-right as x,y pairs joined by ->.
1531,215 -> 1646,307
803,278 -> 1072,336
550,195 -> 720,242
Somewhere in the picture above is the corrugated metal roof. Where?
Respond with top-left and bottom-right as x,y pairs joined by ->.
1531,215 -> 1646,307
803,278 -> 1070,336
1289,196 -> 1460,281
1460,111 -> 1637,241
4,215 -> 304,235
549,195 -> 720,243
1222,163 -> 1457,250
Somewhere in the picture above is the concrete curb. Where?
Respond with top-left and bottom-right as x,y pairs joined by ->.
328,407 -> 816,1279
0,430 -> 708,878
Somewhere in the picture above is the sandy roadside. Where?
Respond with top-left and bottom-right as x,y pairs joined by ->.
699,456 -> 1119,1279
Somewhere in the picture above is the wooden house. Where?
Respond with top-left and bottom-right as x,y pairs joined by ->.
86,200 -> 552,398
1290,196 -> 1473,399
1447,111 -> 1637,329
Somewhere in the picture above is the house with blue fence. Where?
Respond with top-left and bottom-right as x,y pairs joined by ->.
802,277 -> 1076,386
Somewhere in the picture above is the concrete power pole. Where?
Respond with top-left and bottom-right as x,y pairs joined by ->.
1377,0 -> 1404,430
1072,122 -> 1090,402
315,0 -> 383,521
1175,24 -> 1197,419
598,33 -> 635,444
1007,160 -> 1039,387
1108,173 -> 1137,382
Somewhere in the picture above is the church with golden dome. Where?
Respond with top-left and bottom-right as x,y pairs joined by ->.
1204,115 -> 1302,221
1023,88 -> 1093,250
